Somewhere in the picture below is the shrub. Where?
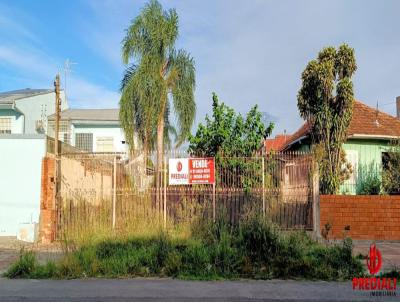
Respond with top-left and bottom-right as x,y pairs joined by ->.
238,209 -> 281,268
5,212 -> 364,281
180,240 -> 213,278
358,173 -> 381,195
382,141 -> 400,195
4,251 -> 36,278
164,251 -> 182,276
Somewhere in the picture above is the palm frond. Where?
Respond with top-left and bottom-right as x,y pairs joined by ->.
170,49 -> 196,146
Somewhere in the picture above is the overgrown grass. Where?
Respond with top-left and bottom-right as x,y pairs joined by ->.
4,208 -> 363,280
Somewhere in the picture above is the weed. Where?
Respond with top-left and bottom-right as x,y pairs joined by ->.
5,210 -> 364,281
4,250 -> 36,278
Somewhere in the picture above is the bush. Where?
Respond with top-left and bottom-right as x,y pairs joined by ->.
382,141 -> 400,194
5,212 -> 363,281
358,175 -> 381,195
4,251 -> 36,278
4,250 -> 58,279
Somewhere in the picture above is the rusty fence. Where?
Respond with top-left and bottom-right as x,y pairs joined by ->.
55,150 -> 316,238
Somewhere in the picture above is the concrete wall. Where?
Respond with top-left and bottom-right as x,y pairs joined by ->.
0,135 -> 46,237
320,195 -> 400,240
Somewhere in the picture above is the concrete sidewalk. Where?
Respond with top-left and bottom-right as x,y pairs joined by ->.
353,241 -> 400,271
0,237 -> 30,274
0,278 -> 397,302
0,237 -> 62,275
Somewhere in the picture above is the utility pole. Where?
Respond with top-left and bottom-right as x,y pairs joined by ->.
54,74 -> 61,157
53,74 -> 61,239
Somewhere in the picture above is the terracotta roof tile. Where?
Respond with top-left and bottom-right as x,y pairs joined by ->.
264,135 -> 291,152
281,100 -> 400,150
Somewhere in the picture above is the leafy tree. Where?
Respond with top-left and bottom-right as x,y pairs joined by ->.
297,44 -> 357,194
382,140 -> 400,195
188,93 -> 274,188
120,0 -> 196,191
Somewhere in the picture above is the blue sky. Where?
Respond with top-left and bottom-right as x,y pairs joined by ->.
0,0 -> 399,135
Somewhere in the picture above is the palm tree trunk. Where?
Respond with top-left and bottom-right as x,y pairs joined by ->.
156,111 -> 165,211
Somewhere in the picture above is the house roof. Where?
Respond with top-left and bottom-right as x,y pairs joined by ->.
282,100 -> 400,150
263,135 -> 291,152
0,88 -> 53,104
48,109 -> 120,122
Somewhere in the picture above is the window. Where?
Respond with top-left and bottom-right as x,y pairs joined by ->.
0,118 -> 11,134
382,152 -> 391,170
96,137 -> 114,152
75,133 -> 93,152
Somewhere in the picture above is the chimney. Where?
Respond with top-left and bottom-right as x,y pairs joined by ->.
397,96 -> 400,119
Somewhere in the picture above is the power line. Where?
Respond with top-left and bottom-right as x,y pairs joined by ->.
380,101 -> 395,107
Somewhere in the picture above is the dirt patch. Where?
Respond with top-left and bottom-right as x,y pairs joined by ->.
0,237 -> 63,275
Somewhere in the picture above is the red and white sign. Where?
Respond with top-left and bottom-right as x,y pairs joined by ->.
169,157 -> 215,185
169,158 -> 189,185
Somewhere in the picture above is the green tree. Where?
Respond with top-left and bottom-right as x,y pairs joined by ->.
120,0 -> 196,190
297,44 -> 357,194
382,140 -> 400,195
188,93 -> 274,187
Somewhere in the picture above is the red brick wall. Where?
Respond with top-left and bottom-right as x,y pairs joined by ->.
39,157 -> 56,243
320,195 -> 400,240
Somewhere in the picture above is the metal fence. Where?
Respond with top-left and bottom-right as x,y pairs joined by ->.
55,150 -> 316,238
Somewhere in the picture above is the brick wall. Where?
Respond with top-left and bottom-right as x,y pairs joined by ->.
39,157 -> 56,243
320,195 -> 400,240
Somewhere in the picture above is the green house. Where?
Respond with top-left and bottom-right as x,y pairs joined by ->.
281,100 -> 400,194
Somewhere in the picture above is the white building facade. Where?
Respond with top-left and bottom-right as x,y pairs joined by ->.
47,109 -> 127,153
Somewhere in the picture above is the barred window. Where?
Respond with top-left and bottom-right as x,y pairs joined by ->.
0,118 -> 11,134
75,133 -> 93,152
47,121 -> 70,144
96,137 -> 114,152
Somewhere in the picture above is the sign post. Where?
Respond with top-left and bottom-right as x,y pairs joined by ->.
112,155 -> 117,229
163,156 -> 167,229
212,181 -> 216,222
262,156 -> 265,217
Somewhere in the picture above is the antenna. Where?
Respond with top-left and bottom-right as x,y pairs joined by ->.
375,100 -> 380,127
63,59 -> 77,103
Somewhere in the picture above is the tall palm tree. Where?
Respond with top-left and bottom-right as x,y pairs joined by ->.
120,0 -> 196,195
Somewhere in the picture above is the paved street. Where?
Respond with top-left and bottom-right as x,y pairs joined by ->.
1,238 -> 399,301
0,278 -> 397,302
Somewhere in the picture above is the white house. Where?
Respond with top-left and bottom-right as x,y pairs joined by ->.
0,88 -> 68,134
0,88 -> 68,239
47,109 -> 127,153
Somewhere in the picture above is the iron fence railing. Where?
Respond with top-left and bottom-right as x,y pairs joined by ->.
55,150 -> 316,239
